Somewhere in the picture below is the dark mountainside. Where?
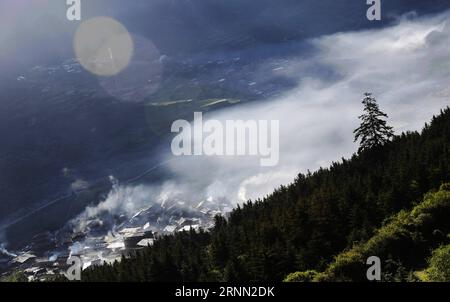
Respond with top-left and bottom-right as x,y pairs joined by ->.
79,107 -> 450,282
304,185 -> 450,282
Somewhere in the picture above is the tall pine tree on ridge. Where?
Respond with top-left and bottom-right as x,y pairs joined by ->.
354,93 -> 394,153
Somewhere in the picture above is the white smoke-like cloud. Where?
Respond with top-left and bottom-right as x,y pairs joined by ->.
0,231 -> 16,257
75,11 -> 450,222
0,245 -> 16,258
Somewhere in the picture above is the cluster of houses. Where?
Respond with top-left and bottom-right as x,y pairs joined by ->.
1,195 -> 229,281
2,226 -> 156,282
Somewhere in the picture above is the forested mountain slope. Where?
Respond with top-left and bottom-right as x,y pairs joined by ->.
81,107 -> 450,282
285,184 -> 450,282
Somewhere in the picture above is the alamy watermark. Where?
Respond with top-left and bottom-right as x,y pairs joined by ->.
64,256 -> 82,281
366,0 -> 381,21
67,0 -> 81,21
65,1 -> 379,22
366,256 -> 382,281
171,112 -> 280,167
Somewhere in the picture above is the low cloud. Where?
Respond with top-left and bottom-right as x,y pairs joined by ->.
77,11 -> 450,221
0,230 -> 16,257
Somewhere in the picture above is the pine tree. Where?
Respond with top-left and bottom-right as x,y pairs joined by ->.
354,93 -> 394,153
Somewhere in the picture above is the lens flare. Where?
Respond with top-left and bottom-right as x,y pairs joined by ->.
98,35 -> 163,103
74,17 -> 133,77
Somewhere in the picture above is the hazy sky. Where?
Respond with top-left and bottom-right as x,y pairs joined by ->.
2,0 -> 448,67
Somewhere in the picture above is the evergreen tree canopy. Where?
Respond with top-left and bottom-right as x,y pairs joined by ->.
354,93 -> 394,153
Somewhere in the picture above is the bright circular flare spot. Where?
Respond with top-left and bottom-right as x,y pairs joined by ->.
74,17 -> 133,76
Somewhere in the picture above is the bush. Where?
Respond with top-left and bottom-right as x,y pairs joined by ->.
314,186 -> 450,281
0,271 -> 28,282
423,244 -> 450,282
284,270 -> 320,282
440,183 -> 450,192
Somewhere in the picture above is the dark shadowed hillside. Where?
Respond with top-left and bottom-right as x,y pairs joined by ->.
79,107 -> 449,282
